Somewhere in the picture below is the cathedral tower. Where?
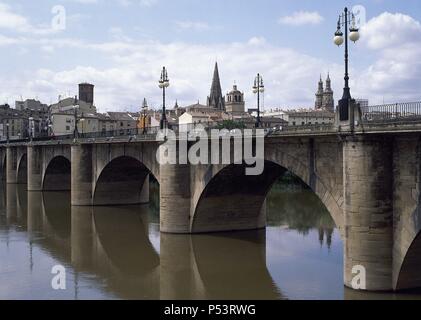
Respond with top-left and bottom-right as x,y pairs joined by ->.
207,62 -> 225,111
315,75 -> 324,110
322,73 -> 334,112
226,84 -> 245,115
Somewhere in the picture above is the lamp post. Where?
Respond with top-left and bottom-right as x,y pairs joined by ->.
142,98 -> 149,134
6,123 -> 9,143
158,66 -> 170,130
334,7 -> 360,121
28,117 -> 34,142
73,96 -> 79,140
252,73 -> 265,128
80,118 -> 85,136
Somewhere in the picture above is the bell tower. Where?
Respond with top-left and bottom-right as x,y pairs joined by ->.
315,75 -> 324,110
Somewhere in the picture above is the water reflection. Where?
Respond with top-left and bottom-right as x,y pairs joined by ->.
0,180 -> 420,300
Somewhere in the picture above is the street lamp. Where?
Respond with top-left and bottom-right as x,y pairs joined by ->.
158,66 -> 170,130
28,117 -> 34,142
142,97 -> 149,134
252,73 -> 265,128
334,7 -> 360,121
73,96 -> 79,140
6,123 -> 9,143
80,118 -> 85,136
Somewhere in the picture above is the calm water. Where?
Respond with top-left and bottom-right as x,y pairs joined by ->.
0,180 -> 420,300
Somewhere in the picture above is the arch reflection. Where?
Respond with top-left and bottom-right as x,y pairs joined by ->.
160,231 -> 282,300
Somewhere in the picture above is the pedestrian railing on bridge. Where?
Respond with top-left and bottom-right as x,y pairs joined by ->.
3,102 -> 421,145
361,101 -> 421,123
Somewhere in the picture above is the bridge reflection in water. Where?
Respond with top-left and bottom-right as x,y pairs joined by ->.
1,181 -> 420,300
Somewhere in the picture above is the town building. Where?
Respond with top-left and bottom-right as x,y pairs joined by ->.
0,101 -> 51,140
285,109 -> 335,126
15,99 -> 48,112
49,83 -> 98,136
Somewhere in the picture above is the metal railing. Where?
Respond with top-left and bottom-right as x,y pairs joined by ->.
361,101 -> 421,123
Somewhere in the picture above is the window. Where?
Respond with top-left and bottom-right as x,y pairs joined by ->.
301,122 -> 305,125
66,126 -> 70,131
292,122 -> 296,126
66,119 -> 71,123
120,122 -> 123,127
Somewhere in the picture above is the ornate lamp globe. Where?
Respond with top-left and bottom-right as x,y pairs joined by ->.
334,30 -> 344,46
349,29 -> 360,43
252,79 -> 258,93
334,19 -> 344,46
349,16 -> 360,43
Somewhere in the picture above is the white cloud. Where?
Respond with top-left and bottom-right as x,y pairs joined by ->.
0,36 -> 337,111
361,12 -> 421,50
353,12 -> 421,104
0,3 -> 60,35
174,20 -> 210,32
139,0 -> 158,7
0,8 -> 420,111
0,3 -> 31,31
278,11 -> 324,26
66,0 -> 99,3
116,0 -> 158,7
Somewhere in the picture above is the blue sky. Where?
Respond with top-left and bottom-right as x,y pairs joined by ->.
0,0 -> 421,111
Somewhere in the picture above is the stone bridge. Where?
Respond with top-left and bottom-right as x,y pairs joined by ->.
2,104 -> 421,292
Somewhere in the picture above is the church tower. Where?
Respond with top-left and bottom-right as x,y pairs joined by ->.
322,73 -> 334,112
315,75 -> 324,110
226,84 -> 245,115
207,62 -> 225,111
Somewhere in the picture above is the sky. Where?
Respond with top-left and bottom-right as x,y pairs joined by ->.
0,0 -> 421,112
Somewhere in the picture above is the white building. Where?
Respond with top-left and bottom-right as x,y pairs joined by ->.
285,109 -> 335,126
178,110 -> 226,131
50,113 -> 75,136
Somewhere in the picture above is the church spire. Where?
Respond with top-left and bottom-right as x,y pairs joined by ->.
325,72 -> 332,92
207,62 -> 225,111
318,74 -> 324,93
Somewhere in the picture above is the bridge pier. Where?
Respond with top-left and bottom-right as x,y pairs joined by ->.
71,144 -> 93,206
343,136 -> 394,291
71,206 -> 94,269
27,146 -> 43,191
160,163 -> 191,233
6,147 -> 17,184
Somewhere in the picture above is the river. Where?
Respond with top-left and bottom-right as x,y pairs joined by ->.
0,178 -> 420,300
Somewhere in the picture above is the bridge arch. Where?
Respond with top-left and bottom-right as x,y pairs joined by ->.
43,156 -> 71,191
395,231 -> 421,290
93,156 -> 156,206
191,155 -> 343,234
16,153 -> 27,184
